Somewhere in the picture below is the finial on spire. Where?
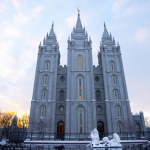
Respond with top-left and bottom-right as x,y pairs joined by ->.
77,8 -> 80,14
104,22 -> 106,28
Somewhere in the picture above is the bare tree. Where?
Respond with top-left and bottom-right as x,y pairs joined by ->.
29,118 -> 48,133
145,117 -> 150,130
124,120 -> 136,133
0,112 -> 14,131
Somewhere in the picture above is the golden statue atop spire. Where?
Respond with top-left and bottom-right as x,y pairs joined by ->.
77,8 -> 80,14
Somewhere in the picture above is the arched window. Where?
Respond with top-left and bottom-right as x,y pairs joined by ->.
77,76 -> 84,100
59,90 -> 65,101
40,105 -> 46,117
118,122 -> 123,133
135,123 -> 141,132
114,89 -> 119,100
45,61 -> 50,70
96,90 -> 101,101
39,122 -> 44,131
43,75 -> 48,85
97,106 -> 102,113
77,55 -> 83,70
110,61 -> 115,70
77,107 -> 84,134
116,105 -> 121,117
112,75 -> 117,85
97,121 -> 104,133
42,90 -> 47,100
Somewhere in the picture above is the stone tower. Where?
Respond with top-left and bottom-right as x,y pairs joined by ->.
65,12 -> 96,134
98,23 -> 133,133
29,23 -> 60,133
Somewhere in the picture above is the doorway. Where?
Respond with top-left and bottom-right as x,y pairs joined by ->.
57,121 -> 65,140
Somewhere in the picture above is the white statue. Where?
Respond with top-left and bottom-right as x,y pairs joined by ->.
87,129 -> 122,149
0,139 -> 6,146
102,137 -> 109,146
90,128 -> 100,147
108,133 -> 122,147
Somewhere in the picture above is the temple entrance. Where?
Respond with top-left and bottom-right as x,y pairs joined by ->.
97,121 -> 104,138
56,121 -> 65,140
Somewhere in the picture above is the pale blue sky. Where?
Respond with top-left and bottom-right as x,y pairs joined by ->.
0,0 -> 150,118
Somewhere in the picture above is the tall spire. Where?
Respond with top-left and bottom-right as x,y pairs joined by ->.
103,22 -> 109,37
49,22 -> 55,36
76,9 -> 82,30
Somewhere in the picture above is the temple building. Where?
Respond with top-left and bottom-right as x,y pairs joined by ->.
28,12 -> 146,137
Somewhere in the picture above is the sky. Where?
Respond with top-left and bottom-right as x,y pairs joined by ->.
0,0 -> 150,118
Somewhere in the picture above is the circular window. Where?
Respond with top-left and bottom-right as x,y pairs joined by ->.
59,106 -> 64,112
97,106 -> 102,113
95,76 -> 100,82
60,76 -> 65,82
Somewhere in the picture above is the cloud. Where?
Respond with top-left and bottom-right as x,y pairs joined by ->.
112,0 -> 130,12
13,13 -> 31,24
3,26 -> 21,38
58,31 -> 64,40
122,5 -> 137,16
66,15 -> 76,29
13,5 -> 44,24
135,27 -> 150,44
33,5 -> 44,13
0,1 -> 8,13
12,0 -> 20,8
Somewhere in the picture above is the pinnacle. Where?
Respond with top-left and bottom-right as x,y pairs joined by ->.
49,22 -> 55,36
76,13 -> 82,30
103,22 -> 109,38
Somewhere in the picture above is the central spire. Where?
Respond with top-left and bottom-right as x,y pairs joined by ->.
76,9 -> 82,30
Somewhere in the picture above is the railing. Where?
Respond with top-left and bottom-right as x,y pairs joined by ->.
0,131 -> 150,149
1,131 -> 150,141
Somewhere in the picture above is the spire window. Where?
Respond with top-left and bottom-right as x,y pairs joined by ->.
59,90 -> 65,101
95,90 -> 101,101
45,61 -> 50,70
77,55 -> 83,70
116,105 -> 121,117
114,89 -> 119,100
118,122 -> 123,133
42,90 -> 47,100
77,76 -> 84,99
112,75 -> 117,85
40,105 -> 46,117
77,107 -> 84,134
110,61 -> 115,71
43,75 -> 48,85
